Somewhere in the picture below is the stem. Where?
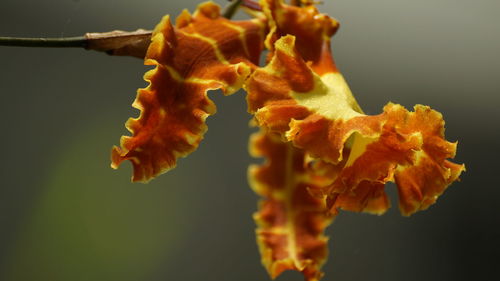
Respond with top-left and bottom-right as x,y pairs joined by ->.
0,0 -> 244,57
223,0 -> 243,19
0,36 -> 87,48
85,29 -> 152,58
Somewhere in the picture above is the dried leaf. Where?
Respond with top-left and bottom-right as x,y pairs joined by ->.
111,2 -> 266,182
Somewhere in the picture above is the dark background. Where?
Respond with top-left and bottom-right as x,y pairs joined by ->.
0,0 -> 498,280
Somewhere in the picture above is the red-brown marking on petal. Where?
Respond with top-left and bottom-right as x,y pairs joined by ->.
276,48 -> 314,92
255,105 -> 311,133
287,115 -> 383,164
246,67 -> 295,112
330,181 -> 390,215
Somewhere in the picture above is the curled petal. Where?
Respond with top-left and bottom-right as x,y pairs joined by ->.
111,2 -> 266,182
328,104 -> 465,216
261,0 -> 339,74
249,130 -> 333,281
245,35 -> 464,216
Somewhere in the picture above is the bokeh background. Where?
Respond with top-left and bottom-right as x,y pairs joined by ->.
0,0 -> 498,280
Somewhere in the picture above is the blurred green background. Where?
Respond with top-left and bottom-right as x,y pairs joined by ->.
0,0 -> 498,281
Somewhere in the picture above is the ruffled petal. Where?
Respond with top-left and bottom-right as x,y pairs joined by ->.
326,103 -> 465,216
260,0 -> 340,75
249,130 -> 333,281
111,2 -> 266,182
245,34 -> 464,216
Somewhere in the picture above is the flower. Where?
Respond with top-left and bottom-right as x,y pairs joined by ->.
111,1 -> 464,280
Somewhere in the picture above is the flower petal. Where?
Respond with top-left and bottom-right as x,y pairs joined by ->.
260,0 -> 339,75
249,130 -> 333,281
327,104 -> 465,216
111,2 -> 266,182
245,34 -> 464,215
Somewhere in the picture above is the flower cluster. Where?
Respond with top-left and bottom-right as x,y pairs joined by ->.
111,1 -> 464,280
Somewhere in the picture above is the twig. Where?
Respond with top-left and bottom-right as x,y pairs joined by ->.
85,29 -> 152,59
0,0 -> 244,58
222,0 -> 243,19
0,36 -> 87,48
0,30 -> 153,59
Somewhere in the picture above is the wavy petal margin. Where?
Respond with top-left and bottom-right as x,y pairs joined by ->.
260,0 -> 340,75
245,34 -> 464,216
111,2 -> 265,182
249,130 -> 333,281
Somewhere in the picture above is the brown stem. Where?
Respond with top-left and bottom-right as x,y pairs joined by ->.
223,0 -> 243,19
85,29 -> 152,59
0,0 -> 244,59
0,36 -> 87,48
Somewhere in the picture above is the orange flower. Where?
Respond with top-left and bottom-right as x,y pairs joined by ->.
246,0 -> 464,217
111,1 -> 464,280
